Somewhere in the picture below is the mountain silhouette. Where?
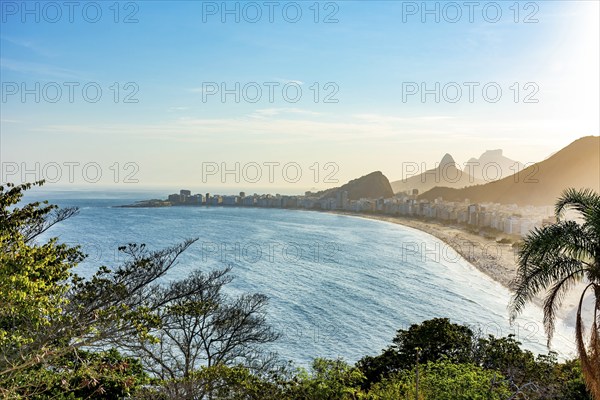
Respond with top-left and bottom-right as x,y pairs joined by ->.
463,149 -> 524,182
316,171 -> 394,200
391,153 -> 482,194
419,136 -> 600,206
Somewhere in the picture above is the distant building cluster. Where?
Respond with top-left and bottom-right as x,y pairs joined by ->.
384,193 -> 555,237
167,189 -> 553,238
168,190 -> 203,204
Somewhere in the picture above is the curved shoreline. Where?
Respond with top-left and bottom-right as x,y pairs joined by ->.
327,211 -> 519,288
114,200 -> 584,328
325,210 -> 584,326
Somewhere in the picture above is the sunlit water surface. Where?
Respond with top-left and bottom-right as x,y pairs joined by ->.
29,191 -> 576,365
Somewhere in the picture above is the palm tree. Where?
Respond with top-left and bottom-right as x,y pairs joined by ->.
510,188 -> 600,399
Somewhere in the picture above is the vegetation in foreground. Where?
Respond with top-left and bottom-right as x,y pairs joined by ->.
0,182 -> 596,399
511,188 -> 600,398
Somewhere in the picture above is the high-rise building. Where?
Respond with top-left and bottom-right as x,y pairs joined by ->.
467,204 -> 480,225
190,194 -> 203,204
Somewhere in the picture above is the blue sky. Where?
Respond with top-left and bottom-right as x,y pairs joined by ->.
1,1 -> 598,191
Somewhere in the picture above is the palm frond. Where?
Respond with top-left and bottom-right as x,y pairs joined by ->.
510,217 -> 596,320
515,189 -> 600,397
555,188 -> 600,221
542,269 -> 585,346
510,256 -> 585,319
519,221 -> 591,266
582,205 -> 600,248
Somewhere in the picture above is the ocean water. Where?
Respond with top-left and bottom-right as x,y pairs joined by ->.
27,191 -> 577,365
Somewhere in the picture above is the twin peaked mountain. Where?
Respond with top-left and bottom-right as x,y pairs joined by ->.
390,153 -> 480,194
390,149 -> 525,194
321,136 -> 600,207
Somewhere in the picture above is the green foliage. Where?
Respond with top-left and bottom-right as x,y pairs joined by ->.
474,334 -> 537,381
0,185 -> 595,399
137,363 -> 285,400
367,360 -> 511,400
0,182 -> 85,393
510,188 -> 600,398
357,318 -> 474,386
4,349 -> 148,399
391,318 -> 474,365
1,182 -> 279,398
558,359 -> 595,400
355,348 -> 397,389
0,182 -> 82,347
358,318 -> 592,399
290,358 -> 365,399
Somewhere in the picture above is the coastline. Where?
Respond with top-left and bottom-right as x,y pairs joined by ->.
116,198 -> 586,328
119,200 -> 520,288
327,211 -> 519,288
327,210 -> 585,327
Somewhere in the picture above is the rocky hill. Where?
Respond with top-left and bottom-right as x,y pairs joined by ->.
315,171 -> 394,200
419,136 -> 600,206
391,153 -> 482,194
463,149 -> 524,182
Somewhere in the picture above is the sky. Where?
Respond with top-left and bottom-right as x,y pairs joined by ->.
0,0 -> 598,193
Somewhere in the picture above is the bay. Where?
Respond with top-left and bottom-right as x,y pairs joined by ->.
29,191 -> 576,365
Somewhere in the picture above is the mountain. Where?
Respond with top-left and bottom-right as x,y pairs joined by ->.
315,171 -> 394,200
463,149 -> 524,182
390,153 -> 482,194
419,136 -> 600,206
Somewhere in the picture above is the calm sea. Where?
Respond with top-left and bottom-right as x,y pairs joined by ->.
25,190 -> 576,365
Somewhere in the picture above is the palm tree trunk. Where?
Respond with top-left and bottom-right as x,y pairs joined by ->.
576,283 -> 600,399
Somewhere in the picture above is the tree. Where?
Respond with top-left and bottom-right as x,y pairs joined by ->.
367,360 -> 511,400
473,335 -> 537,388
0,182 -> 279,397
357,318 -> 591,399
510,188 -> 600,398
356,348 -> 401,389
7,348 -> 148,399
0,182 -> 84,391
357,318 -> 474,387
136,363 -> 287,400
558,359 -> 596,400
122,265 -> 279,382
290,358 -> 365,399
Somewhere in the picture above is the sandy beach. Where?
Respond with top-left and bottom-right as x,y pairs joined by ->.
330,211 -> 588,326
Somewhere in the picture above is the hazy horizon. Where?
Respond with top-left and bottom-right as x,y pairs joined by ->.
2,1 -> 599,189
2,3 -> 600,396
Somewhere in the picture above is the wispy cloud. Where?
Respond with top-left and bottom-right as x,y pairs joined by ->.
188,78 -> 305,94
30,115 -> 396,144
27,111 -> 523,146
353,114 -> 455,123
248,108 -> 323,118
0,36 -> 56,58
168,106 -> 190,112
273,78 -> 304,85
0,58 -> 88,80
